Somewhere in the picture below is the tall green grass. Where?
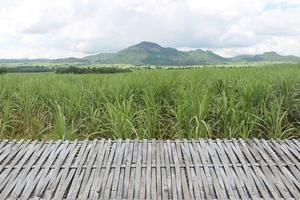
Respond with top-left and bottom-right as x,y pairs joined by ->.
0,64 -> 300,140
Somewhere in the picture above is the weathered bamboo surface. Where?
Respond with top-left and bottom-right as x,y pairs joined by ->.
0,139 -> 299,199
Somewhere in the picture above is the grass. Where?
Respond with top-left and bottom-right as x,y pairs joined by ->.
0,64 -> 300,140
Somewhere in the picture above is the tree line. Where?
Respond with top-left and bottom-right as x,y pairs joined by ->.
0,66 -> 131,74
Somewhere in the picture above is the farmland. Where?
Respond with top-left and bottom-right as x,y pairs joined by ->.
0,64 -> 300,140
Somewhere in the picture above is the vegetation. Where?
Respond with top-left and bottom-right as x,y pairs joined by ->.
56,66 -> 131,74
0,68 -> 7,74
0,64 -> 300,140
0,66 -> 52,73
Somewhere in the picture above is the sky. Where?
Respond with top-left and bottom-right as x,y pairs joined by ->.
0,0 -> 300,59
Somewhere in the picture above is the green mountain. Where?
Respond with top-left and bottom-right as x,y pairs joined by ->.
84,53 -> 114,62
0,58 -> 32,63
1,42 -> 300,66
85,41 -> 229,65
52,57 -> 88,63
231,51 -> 300,62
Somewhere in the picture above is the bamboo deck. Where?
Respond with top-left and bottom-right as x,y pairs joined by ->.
0,139 -> 299,199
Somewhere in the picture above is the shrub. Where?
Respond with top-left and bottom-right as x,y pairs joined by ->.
55,66 -> 131,74
0,68 -> 7,74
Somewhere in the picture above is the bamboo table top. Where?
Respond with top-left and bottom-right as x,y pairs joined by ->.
0,139 -> 299,199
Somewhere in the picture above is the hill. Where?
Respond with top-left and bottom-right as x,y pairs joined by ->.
231,51 -> 300,62
1,42 -> 300,66
84,41 -> 229,65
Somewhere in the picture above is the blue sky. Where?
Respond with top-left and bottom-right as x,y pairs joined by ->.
264,2 -> 300,11
0,0 -> 300,58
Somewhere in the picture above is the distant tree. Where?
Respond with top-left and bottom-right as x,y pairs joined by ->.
0,68 -> 7,74
55,66 -> 131,74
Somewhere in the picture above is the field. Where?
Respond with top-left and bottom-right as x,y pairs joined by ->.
1,64 -> 300,140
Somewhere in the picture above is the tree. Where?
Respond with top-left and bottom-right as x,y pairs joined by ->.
0,68 -> 7,74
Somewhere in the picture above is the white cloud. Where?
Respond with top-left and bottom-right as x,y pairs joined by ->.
0,0 -> 299,58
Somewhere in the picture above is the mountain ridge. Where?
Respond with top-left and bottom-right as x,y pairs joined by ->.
231,51 -> 300,62
84,41 -> 300,65
85,41 -> 229,65
1,41 -> 300,65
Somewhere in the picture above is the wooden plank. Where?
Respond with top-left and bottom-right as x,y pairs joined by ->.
246,139 -> 281,199
80,139 -> 105,199
156,140 -> 162,199
201,139 -> 226,199
0,141 -> 33,197
103,166 -> 114,200
110,140 -> 125,199
253,139 -> 294,199
127,140 -> 138,200
90,139 -> 108,198
77,139 -> 99,197
98,140 -> 117,199
182,139 -> 199,199
0,139 -> 299,199
269,139 -> 300,184
66,140 -> 90,199
237,139 -> 275,199
209,139 -> 236,200
116,140 -> 129,199
224,140 -> 258,199
164,140 -> 172,199
104,139 -> 123,199
0,140 -> 28,178
0,140 -> 9,155
171,141 -> 182,199
116,166 -> 125,199
261,139 -> 300,199
0,140 -> 16,163
167,140 -> 178,200
1,141 -> 45,199
53,140 -> 80,200
219,140 -> 251,199
160,141 -> 168,200
11,141 -> 54,199
276,140 -> 300,175
146,141 -> 152,200
151,139 -> 157,200
233,139 -> 268,198
139,139 -> 147,200
190,140 -> 209,199
33,140 -> 65,197
22,141 -> 62,199
197,139 -> 216,199
176,140 -> 190,200
133,141 -> 143,199
120,139 -> 132,199
44,141 -> 74,200
291,139 -> 300,152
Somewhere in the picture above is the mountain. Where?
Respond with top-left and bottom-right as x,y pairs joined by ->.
53,57 -> 88,63
84,41 -> 229,65
0,58 -> 31,63
86,42 -> 300,65
231,51 -> 300,62
84,53 -> 114,62
1,42 -> 300,66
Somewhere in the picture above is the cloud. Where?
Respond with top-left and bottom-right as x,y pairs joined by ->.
0,0 -> 299,58
23,8 -> 69,34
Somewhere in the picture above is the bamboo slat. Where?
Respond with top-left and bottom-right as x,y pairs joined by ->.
0,139 -> 299,199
